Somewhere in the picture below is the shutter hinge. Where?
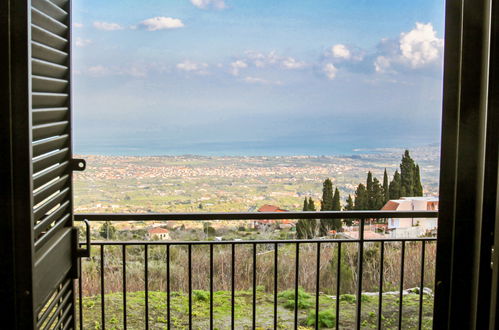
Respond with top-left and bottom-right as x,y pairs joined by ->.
71,158 -> 86,171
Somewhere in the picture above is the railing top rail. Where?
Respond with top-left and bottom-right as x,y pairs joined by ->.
74,210 -> 438,221
83,237 -> 436,246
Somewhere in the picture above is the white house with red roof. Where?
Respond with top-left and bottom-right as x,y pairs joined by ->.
147,227 -> 171,240
382,197 -> 438,238
254,204 -> 295,229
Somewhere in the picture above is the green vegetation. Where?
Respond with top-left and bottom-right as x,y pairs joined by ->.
77,289 -> 434,329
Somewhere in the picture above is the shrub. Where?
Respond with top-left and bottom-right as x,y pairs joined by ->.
306,309 -> 336,328
339,294 -> 356,303
279,288 -> 312,310
193,290 -> 210,302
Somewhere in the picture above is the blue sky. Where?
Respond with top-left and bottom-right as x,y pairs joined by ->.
72,0 -> 445,155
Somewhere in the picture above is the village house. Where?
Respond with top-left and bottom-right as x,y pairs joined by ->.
146,227 -> 171,240
253,204 -> 296,230
382,197 -> 439,238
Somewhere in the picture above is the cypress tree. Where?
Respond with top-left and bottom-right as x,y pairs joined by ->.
320,178 -> 339,235
414,164 -> 423,196
345,195 -> 354,210
321,178 -> 334,211
383,169 -> 389,203
354,183 -> 368,210
400,150 -> 415,197
298,197 -> 317,238
308,197 -> 316,211
389,170 -> 401,199
332,188 -> 341,211
345,194 -> 354,226
371,178 -> 385,209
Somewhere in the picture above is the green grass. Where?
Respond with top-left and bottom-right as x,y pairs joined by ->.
78,290 -> 433,329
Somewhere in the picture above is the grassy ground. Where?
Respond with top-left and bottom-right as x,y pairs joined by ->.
79,288 -> 433,329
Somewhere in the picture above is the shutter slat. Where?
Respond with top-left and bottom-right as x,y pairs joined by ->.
32,41 -> 67,65
33,214 -> 70,250
33,161 -> 68,190
33,187 -> 69,221
33,175 -> 69,205
31,7 -> 67,36
34,201 -> 70,236
32,24 -> 67,51
32,0 -> 68,22
32,121 -> 68,141
33,148 -> 69,174
32,108 -> 68,125
32,58 -> 67,79
32,75 -> 67,93
33,135 -> 68,158
32,92 -> 68,108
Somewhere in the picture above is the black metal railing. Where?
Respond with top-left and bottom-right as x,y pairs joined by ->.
75,211 -> 437,330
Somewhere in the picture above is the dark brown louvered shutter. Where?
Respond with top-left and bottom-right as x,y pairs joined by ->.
4,0 -> 83,328
31,0 -> 80,329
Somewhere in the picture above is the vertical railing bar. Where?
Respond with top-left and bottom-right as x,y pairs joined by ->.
210,244 -> 214,330
294,242 -> 300,330
100,245 -> 105,330
188,244 -> 192,330
336,242 -> 341,330
355,219 -> 365,330
315,242 -> 321,330
418,241 -> 426,330
398,241 -> 406,329
252,243 -> 257,330
274,243 -> 278,330
231,244 -> 235,330
145,245 -> 149,330
78,257 -> 83,330
166,244 -> 171,329
122,245 -> 127,330
377,242 -> 385,329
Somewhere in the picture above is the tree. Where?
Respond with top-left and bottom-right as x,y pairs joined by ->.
344,195 -> 354,226
371,178 -> 385,210
345,195 -> 354,211
321,178 -> 334,211
332,188 -> 341,211
400,150 -> 415,197
383,169 -> 389,203
389,170 -> 401,199
354,183 -> 368,210
100,221 -> 116,239
414,164 -> 423,196
297,197 -> 318,238
308,197 -> 316,211
319,179 -> 341,235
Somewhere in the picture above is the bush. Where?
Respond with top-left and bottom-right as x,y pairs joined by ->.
193,290 -> 210,302
306,309 -> 336,328
279,288 -> 312,310
339,294 -> 356,303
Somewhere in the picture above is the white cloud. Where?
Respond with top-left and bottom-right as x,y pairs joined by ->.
139,17 -> 184,31
399,22 -> 444,67
243,76 -> 282,85
244,51 -> 307,70
331,44 -> 351,59
75,37 -> 92,47
73,22 -> 84,28
281,57 -> 307,69
230,60 -> 248,75
374,22 -> 443,73
190,0 -> 227,10
176,60 -> 209,74
323,63 -> 338,80
93,21 -> 124,31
